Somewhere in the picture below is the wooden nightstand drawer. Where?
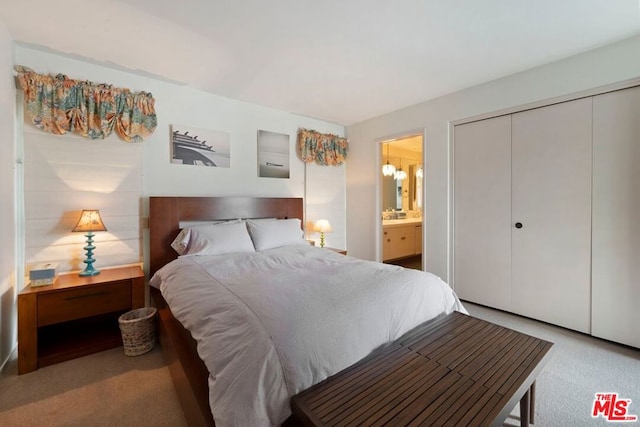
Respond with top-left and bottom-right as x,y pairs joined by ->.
38,281 -> 132,326
324,247 -> 347,255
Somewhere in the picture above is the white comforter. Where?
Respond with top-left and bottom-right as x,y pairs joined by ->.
151,245 -> 466,426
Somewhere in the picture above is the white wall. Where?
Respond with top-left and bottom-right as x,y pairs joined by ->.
346,34 -> 640,281
14,45 -> 347,279
0,22 -> 16,368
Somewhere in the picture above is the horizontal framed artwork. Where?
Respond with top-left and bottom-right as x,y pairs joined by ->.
171,124 -> 230,168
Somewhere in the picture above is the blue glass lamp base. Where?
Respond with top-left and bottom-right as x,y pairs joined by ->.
79,231 -> 101,276
79,266 -> 101,277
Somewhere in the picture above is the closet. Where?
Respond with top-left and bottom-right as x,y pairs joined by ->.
591,86 -> 640,348
453,86 -> 640,347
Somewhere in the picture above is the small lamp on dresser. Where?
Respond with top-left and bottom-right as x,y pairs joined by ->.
72,209 -> 107,276
313,219 -> 332,248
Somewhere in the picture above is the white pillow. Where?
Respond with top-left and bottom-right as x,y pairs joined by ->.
247,218 -> 306,251
170,220 -> 242,255
184,221 -> 255,256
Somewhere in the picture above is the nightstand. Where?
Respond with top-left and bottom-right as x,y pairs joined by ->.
324,247 -> 347,255
18,265 -> 145,374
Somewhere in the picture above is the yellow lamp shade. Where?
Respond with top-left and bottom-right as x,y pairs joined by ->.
72,210 -> 107,232
313,219 -> 333,233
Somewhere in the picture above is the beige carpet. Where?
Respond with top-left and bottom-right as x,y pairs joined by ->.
2,305 -> 639,426
466,302 -> 640,427
0,346 -> 187,427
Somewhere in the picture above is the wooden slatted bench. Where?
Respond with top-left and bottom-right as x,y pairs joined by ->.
291,311 -> 553,427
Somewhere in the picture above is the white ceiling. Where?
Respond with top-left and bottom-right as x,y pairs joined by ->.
2,1 -> 640,126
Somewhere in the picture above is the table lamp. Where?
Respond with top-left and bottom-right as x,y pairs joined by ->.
313,219 -> 332,248
72,209 -> 107,276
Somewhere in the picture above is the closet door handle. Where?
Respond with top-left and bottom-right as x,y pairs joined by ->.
515,222 -> 523,229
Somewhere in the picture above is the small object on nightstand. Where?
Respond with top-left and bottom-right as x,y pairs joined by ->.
29,262 -> 58,287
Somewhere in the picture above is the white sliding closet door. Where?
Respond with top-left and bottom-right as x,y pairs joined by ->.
592,86 -> 640,348
453,115 -> 512,310
511,98 -> 592,333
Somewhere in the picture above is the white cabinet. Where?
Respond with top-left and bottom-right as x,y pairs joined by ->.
591,86 -> 640,348
454,98 -> 592,333
383,222 -> 421,261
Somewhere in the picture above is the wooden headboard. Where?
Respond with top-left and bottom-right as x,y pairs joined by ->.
149,196 -> 304,276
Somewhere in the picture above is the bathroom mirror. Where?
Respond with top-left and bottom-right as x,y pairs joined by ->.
380,139 -> 422,213
382,175 -> 400,211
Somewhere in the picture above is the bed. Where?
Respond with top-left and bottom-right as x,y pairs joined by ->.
148,196 -> 466,426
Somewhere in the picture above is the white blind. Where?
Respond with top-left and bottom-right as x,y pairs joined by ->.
304,162 -> 346,250
23,124 -> 143,273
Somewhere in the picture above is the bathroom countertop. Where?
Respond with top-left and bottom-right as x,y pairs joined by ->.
382,217 -> 423,227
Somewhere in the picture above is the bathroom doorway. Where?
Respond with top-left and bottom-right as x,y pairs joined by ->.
380,134 -> 424,270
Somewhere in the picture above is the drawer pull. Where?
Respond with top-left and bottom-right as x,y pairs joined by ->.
65,291 -> 110,301
401,236 -> 406,240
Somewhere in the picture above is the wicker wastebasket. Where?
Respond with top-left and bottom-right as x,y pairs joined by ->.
118,307 -> 157,356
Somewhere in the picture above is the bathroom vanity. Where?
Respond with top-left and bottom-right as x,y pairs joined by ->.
382,217 -> 422,261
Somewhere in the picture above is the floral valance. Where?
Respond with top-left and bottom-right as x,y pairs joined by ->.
15,65 -> 157,142
297,128 -> 348,166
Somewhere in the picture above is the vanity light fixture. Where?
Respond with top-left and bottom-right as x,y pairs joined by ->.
394,158 -> 407,181
72,209 -> 107,276
382,142 -> 396,176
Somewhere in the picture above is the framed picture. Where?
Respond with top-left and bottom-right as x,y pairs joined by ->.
257,130 -> 290,178
171,124 -> 230,168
